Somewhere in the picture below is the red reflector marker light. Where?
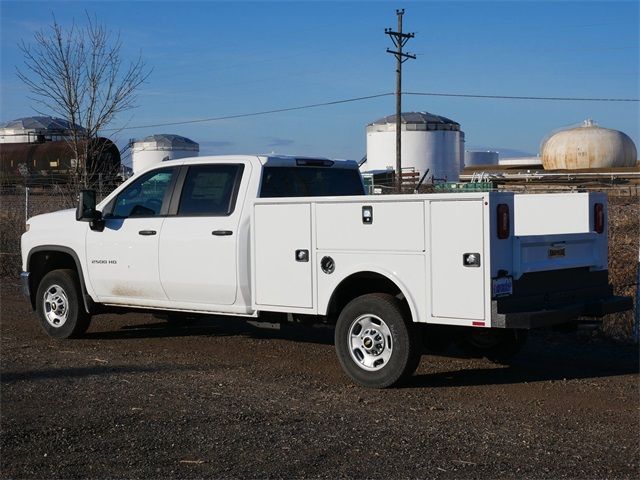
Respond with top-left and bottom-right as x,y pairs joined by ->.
497,204 -> 510,239
594,203 -> 604,234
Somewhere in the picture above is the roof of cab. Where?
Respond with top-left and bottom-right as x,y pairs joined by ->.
159,154 -> 359,169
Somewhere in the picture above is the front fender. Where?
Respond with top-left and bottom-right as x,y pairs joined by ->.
26,245 -> 95,313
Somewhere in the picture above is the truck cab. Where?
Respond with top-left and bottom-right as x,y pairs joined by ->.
22,155 -> 364,316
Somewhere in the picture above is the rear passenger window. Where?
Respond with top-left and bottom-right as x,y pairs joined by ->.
178,164 -> 244,216
259,166 -> 365,198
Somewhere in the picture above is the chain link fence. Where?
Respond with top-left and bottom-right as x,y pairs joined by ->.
0,179 -> 118,277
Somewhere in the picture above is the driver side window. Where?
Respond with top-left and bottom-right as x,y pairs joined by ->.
111,168 -> 174,218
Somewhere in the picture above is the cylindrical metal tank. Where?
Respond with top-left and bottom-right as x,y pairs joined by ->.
132,134 -> 199,173
364,112 -> 464,182
0,116 -> 81,143
465,150 -> 499,167
542,120 -> 637,170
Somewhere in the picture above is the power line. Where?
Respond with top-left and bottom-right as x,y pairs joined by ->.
405,92 -> 639,102
103,93 -> 393,132
105,90 -> 638,132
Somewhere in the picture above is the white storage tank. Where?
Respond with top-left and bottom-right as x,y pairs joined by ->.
364,112 -> 465,182
131,134 -> 199,173
0,116 -> 79,143
465,150 -> 499,167
541,119 -> 637,170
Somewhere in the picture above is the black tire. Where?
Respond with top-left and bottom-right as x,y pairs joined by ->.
456,328 -> 528,364
335,293 -> 422,388
35,269 -> 91,339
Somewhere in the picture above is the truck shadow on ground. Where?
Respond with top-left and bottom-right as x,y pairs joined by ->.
408,331 -> 639,387
84,315 -> 337,344
82,315 -> 639,388
406,356 -> 639,389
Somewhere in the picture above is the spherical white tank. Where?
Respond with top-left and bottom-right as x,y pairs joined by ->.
542,120 -> 637,170
132,134 -> 199,173
364,112 -> 464,182
465,150 -> 499,167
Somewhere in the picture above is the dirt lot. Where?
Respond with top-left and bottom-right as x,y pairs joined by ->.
1,280 -> 638,480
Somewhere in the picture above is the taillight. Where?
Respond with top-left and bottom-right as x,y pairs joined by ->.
594,203 -> 604,234
497,204 -> 510,239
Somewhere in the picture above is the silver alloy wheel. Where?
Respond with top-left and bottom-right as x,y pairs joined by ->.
348,314 -> 393,371
43,284 -> 69,328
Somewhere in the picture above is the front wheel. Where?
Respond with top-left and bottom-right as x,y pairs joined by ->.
335,293 -> 422,388
35,269 -> 91,339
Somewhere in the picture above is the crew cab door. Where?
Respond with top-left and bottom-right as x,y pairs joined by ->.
158,162 -> 248,305
86,167 -> 177,303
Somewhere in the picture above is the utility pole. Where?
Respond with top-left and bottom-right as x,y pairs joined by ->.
385,9 -> 415,193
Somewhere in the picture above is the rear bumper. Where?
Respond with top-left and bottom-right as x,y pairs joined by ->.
20,271 -> 30,298
491,295 -> 633,329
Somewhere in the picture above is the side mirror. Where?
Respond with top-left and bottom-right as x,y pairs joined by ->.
76,190 -> 98,221
76,190 -> 104,231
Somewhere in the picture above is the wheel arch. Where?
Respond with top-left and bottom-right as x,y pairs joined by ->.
27,245 -> 92,313
323,269 -> 419,324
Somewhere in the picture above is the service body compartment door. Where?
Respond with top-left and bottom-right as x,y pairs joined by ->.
430,200 -> 485,320
316,201 -> 424,252
254,203 -> 313,309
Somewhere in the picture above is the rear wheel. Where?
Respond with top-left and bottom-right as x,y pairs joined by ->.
456,328 -> 528,364
335,293 -> 422,388
35,269 -> 91,339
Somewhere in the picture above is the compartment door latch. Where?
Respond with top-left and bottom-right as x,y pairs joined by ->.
463,253 -> 481,267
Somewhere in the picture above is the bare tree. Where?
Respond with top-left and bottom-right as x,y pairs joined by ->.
16,13 -> 150,187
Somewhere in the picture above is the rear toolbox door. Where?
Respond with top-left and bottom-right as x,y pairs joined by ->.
430,200 -> 485,320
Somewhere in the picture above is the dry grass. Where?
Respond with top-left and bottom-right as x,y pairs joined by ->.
0,206 -> 25,278
606,195 -> 639,341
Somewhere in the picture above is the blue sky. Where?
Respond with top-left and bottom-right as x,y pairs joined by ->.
1,0 -> 638,164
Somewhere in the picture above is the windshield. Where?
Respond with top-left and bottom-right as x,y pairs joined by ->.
259,167 -> 365,198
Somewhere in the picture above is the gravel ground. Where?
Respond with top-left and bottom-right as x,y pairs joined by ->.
1,281 -> 639,480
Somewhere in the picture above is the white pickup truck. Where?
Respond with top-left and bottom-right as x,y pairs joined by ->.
21,155 -> 631,387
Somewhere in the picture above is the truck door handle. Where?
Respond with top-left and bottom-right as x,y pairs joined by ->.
138,230 -> 157,236
212,230 -> 233,236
